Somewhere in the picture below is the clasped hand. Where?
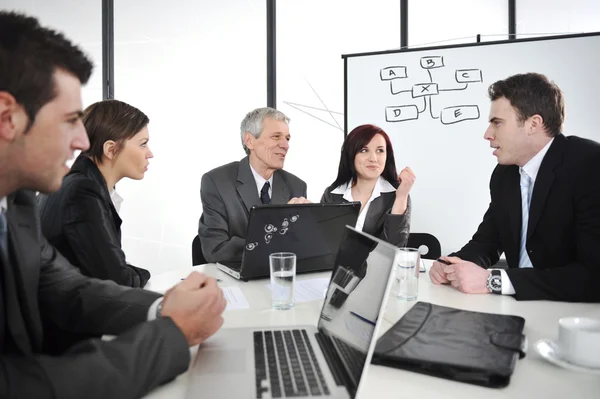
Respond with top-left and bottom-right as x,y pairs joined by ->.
429,256 -> 491,294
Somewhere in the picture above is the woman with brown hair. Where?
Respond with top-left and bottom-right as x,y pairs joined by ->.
38,99 -> 154,287
321,124 -> 415,247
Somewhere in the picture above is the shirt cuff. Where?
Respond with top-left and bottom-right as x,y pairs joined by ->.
495,269 -> 516,295
147,297 -> 163,321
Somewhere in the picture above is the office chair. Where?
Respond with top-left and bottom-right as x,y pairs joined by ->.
406,233 -> 442,260
192,235 -> 207,265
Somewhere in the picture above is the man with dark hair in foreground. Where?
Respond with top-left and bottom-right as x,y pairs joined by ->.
0,11 -> 226,398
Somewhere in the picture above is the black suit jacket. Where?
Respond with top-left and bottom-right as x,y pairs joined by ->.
198,156 -> 307,264
452,134 -> 600,302
0,190 -> 189,398
321,187 -> 411,248
37,156 -> 150,287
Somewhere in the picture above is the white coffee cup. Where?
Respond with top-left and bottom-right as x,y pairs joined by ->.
558,317 -> 600,368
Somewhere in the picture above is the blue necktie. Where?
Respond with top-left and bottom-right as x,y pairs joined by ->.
519,170 -> 534,268
260,182 -> 271,204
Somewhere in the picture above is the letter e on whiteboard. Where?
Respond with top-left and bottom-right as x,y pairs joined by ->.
381,66 -> 407,81
441,105 -> 480,124
385,105 -> 419,122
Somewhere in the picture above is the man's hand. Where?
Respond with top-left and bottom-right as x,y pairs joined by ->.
442,256 -> 491,294
288,197 -> 311,204
429,257 -> 451,285
161,272 -> 226,346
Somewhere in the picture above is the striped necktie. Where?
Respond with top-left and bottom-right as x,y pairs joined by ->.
519,170 -> 534,268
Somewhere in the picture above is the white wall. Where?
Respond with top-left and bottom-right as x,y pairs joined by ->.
517,0 -> 600,37
113,0 -> 266,274
277,0 -> 402,202
409,0 -> 508,46
1,0 -> 103,107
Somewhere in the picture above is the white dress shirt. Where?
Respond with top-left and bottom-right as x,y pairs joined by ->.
250,164 -> 273,199
492,138 -> 554,295
330,177 -> 396,232
0,197 -> 6,213
110,189 -> 124,214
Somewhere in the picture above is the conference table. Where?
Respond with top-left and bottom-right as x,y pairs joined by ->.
142,260 -> 600,399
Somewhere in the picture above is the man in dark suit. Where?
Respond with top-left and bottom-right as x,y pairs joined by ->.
198,107 -> 309,264
429,73 -> 600,302
0,11 -> 226,398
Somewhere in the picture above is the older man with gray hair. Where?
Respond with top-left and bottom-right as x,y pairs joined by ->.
198,107 -> 309,264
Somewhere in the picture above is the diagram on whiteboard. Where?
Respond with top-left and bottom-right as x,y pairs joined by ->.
380,56 -> 483,125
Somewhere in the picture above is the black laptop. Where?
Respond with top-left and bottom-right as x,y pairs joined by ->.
217,202 -> 360,280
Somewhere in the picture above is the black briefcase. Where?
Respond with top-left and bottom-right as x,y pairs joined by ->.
371,302 -> 526,388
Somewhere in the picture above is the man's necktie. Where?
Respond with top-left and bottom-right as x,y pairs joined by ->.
260,182 -> 271,205
519,170 -> 534,268
0,209 -> 7,261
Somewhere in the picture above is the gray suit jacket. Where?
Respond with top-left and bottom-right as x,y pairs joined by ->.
0,190 -> 190,399
321,188 -> 411,248
198,156 -> 307,264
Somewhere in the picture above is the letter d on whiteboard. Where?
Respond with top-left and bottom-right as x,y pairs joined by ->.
385,105 -> 419,122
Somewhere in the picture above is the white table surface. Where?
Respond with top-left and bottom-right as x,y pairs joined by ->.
143,260 -> 600,399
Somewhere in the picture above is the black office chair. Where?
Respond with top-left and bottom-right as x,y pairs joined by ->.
192,235 -> 207,265
406,233 -> 442,260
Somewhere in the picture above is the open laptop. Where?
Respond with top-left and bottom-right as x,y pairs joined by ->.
218,203 -> 360,280
186,226 -> 400,399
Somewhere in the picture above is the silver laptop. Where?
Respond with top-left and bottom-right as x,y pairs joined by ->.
186,226 -> 400,399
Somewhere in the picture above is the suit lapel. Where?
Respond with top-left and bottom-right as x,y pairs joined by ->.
5,192 -> 43,352
272,171 -> 291,205
363,193 -> 394,234
72,155 -> 122,232
236,157 -> 261,213
527,135 -> 564,239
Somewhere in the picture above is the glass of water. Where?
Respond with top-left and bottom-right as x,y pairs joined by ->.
270,252 -> 296,310
396,247 -> 420,301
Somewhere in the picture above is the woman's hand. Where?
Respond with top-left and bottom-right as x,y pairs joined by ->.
396,167 -> 416,199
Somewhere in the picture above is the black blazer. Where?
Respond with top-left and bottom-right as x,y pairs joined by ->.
0,190 -> 189,398
321,185 -> 411,248
198,156 -> 307,264
452,134 -> 600,302
38,156 -> 150,287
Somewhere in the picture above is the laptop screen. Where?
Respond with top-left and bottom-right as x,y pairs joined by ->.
236,203 -> 360,278
317,227 -> 397,395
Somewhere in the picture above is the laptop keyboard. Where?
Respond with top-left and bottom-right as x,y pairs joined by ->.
254,329 -> 330,398
330,336 -> 367,383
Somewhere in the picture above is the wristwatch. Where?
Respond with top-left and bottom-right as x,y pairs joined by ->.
486,270 -> 502,294
155,299 -> 164,318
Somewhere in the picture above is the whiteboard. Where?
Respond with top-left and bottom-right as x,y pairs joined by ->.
344,33 -> 600,255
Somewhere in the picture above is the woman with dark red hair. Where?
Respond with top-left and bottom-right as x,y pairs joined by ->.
321,124 -> 415,246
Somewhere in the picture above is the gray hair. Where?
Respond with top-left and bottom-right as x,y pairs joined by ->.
240,107 -> 290,155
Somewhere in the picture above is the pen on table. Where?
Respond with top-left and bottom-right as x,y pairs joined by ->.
180,278 -> 223,282
349,311 -> 376,326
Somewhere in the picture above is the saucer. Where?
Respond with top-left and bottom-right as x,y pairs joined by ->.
535,339 -> 600,375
